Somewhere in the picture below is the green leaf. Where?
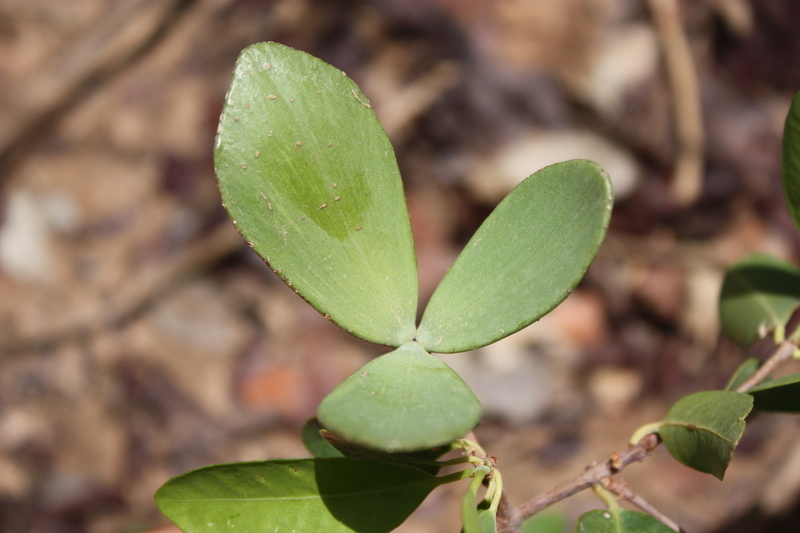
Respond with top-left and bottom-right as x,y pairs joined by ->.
317,341 -> 482,452
302,418 -> 344,458
573,509 -> 675,533
748,372 -> 800,412
478,508 -> 499,533
417,160 -> 612,353
216,42 -> 418,347
719,253 -> 800,347
155,458 -> 442,533
782,92 -> 800,231
724,358 -> 762,391
461,469 -> 488,533
521,511 -> 566,533
320,430 -> 445,475
659,391 -> 753,480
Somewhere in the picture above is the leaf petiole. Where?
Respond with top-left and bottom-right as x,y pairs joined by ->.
629,422 -> 664,445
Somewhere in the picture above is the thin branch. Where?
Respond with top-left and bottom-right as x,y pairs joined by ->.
499,433 -> 661,532
499,338 -> 797,532
734,340 -> 796,393
496,490 -> 521,533
602,477 -> 685,532
648,0 -> 704,206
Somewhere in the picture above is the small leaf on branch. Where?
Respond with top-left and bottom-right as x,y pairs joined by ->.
659,391 -> 753,480
718,253 -> 800,347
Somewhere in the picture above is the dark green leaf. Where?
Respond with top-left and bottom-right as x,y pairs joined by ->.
724,358 -> 762,391
782,92 -> 800,231
574,509 -> 675,533
659,391 -> 753,480
317,341 -> 481,452
719,253 -> 800,347
748,372 -> 800,412
302,418 -> 344,458
417,160 -> 612,353
155,458 -> 442,533
216,42 -> 418,347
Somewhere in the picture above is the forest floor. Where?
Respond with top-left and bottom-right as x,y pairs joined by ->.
1,1 -> 800,532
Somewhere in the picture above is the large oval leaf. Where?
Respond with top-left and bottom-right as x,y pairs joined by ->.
718,254 -> 800,347
417,160 -> 612,353
748,372 -> 800,412
216,42 -> 418,346
155,458 -> 442,533
574,509 -> 675,533
317,341 -> 481,452
659,391 -> 753,480
782,91 -> 800,231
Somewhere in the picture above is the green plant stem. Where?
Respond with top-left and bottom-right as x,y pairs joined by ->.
734,340 -> 796,393
486,469 -> 504,513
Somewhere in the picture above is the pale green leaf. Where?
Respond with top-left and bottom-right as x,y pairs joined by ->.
417,160 -> 612,353
317,341 -> 481,452
216,42 -> 417,346
782,92 -> 800,231
659,391 -> 753,480
155,458 -> 441,533
574,509 -> 675,533
719,254 -> 800,347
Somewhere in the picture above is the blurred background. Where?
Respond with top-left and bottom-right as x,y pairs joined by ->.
1,0 -> 800,531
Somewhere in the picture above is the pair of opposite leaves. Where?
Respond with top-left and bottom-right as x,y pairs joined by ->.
216,42 -> 613,451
